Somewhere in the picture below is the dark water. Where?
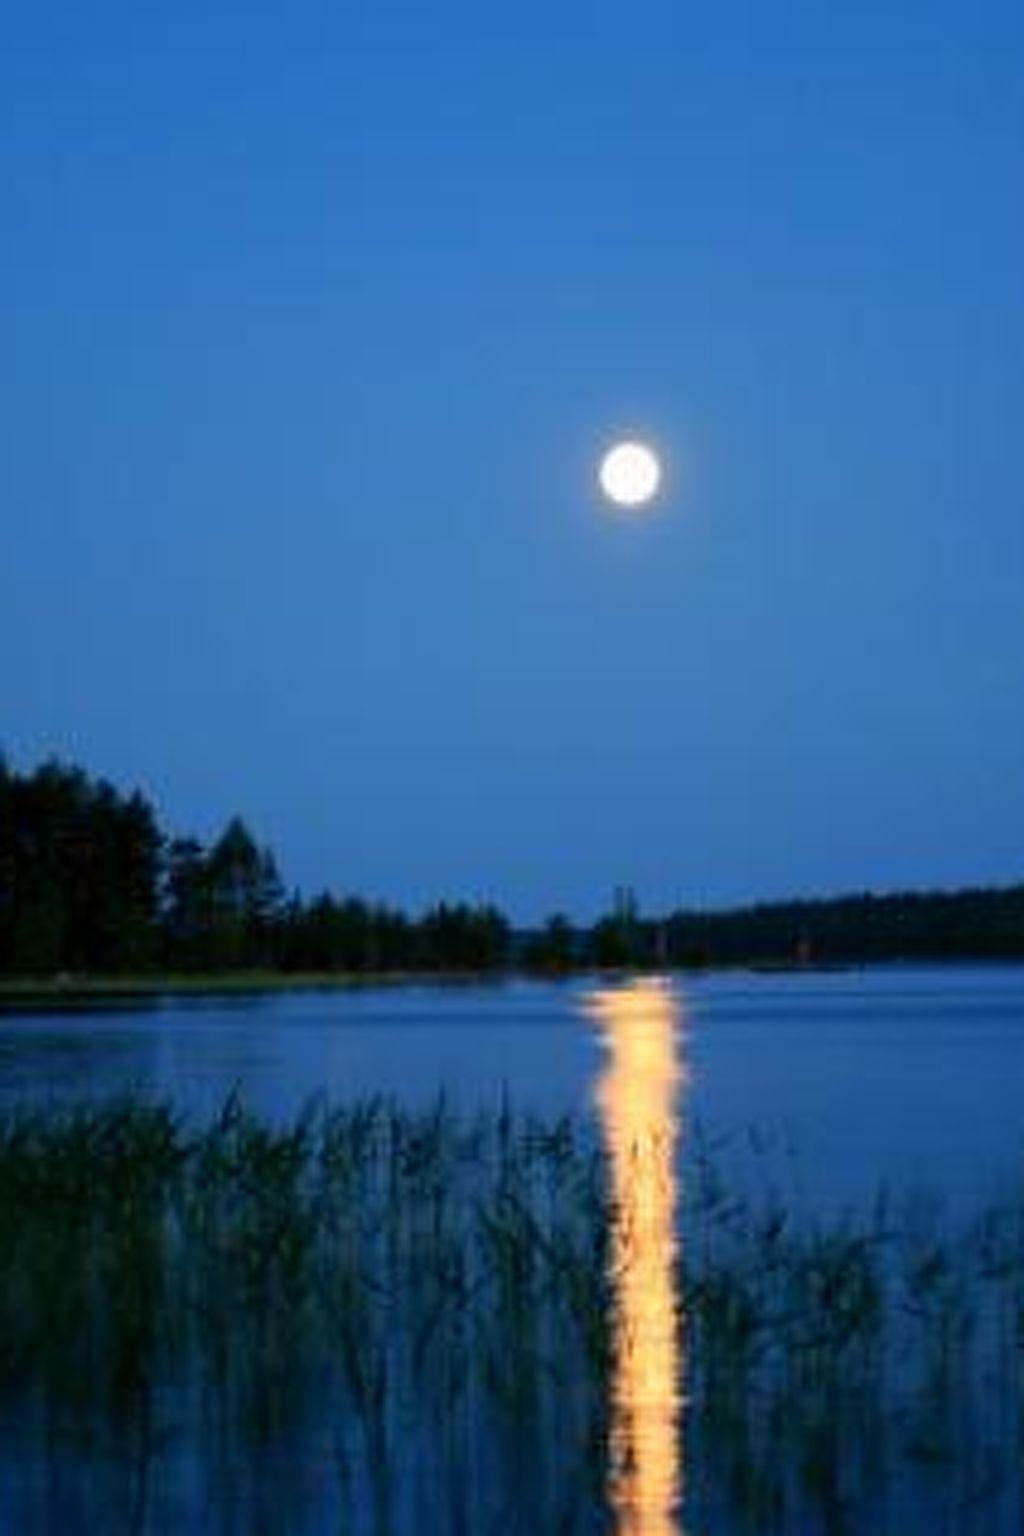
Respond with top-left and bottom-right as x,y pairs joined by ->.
2,966 -> 1024,1205
3,968 -> 1024,1534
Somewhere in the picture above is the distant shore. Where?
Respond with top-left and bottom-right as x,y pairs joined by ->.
0,964 -> 788,1008
6,757 -> 1024,984
0,971 -> 430,1007
6,955 -> 1024,1010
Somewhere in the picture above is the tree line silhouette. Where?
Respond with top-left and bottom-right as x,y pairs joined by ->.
0,759 -> 507,975
2,756 -> 1023,977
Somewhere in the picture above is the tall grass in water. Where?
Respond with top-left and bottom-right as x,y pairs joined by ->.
0,1098 -> 1022,1533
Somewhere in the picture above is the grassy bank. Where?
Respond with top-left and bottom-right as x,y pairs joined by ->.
0,969 -> 499,1007
0,961 -> 851,1009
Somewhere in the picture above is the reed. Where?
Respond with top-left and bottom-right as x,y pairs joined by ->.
0,1098 -> 1021,1532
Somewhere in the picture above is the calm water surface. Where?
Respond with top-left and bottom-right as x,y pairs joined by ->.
2,965 -> 1023,1205
4,969 -> 1024,1533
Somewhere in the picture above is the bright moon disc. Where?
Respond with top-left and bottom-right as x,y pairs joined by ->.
598,441 -> 662,508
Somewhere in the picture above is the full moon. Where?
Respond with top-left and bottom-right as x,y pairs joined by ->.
598,440 -> 662,508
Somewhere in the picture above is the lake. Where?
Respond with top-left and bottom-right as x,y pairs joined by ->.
3,966 -> 1024,1533
2,964 -> 1023,1207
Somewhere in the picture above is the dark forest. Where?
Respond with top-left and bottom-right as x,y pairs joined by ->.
2,757 -> 1023,977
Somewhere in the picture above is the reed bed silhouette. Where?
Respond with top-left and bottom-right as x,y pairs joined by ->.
0,1097 -> 1021,1534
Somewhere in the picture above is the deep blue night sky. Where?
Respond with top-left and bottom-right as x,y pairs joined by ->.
3,0 -> 1023,919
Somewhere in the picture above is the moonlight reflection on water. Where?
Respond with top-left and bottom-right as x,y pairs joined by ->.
590,979 -> 686,1536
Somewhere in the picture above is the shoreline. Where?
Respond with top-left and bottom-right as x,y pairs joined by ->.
2,956 -> 1022,1009
0,970 -> 506,1007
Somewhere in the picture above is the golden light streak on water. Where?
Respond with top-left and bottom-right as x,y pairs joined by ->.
589,979 -> 685,1536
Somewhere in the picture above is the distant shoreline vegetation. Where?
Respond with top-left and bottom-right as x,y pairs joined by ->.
2,754 -> 1024,984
